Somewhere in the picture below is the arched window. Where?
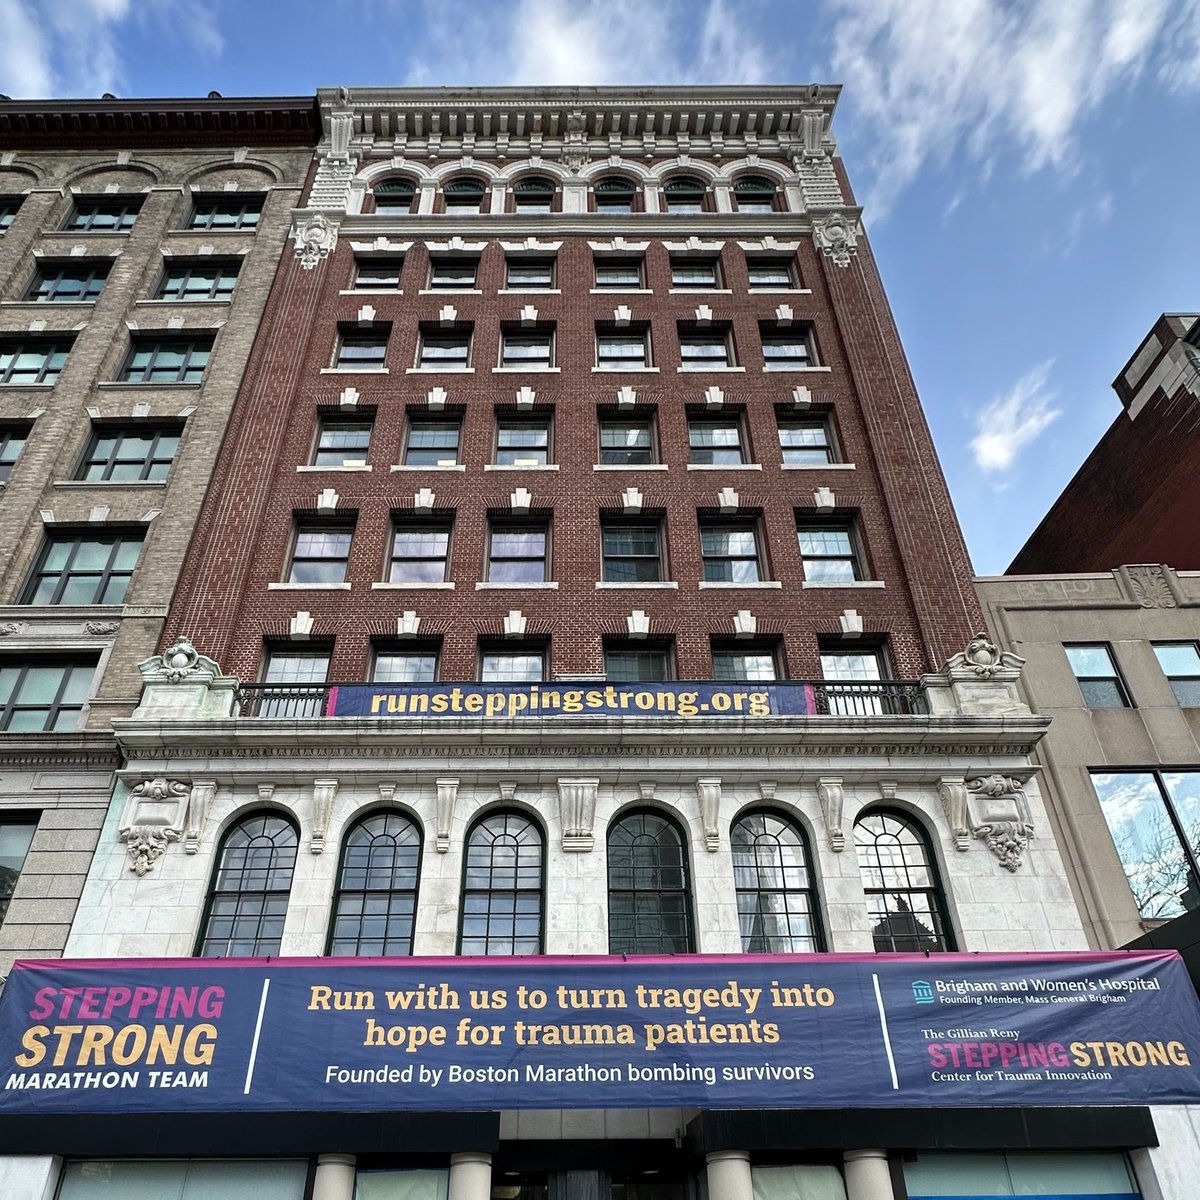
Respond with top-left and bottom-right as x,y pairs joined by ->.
329,810 -> 422,956
733,175 -> 777,213
594,176 -> 636,214
513,175 -> 555,214
732,810 -> 824,952
662,175 -> 707,214
459,811 -> 543,954
443,176 -> 487,214
608,809 -> 694,954
373,177 -> 416,215
854,809 -> 954,952
197,812 -> 298,957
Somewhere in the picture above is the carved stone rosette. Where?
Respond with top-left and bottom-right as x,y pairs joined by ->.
294,213 -> 339,270
965,775 -> 1035,872
812,212 -> 859,268
118,777 -> 190,875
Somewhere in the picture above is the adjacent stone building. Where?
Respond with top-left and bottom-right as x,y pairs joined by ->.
0,96 -> 318,969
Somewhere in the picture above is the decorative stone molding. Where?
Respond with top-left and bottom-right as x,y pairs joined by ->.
694,304 -> 713,326
558,777 -> 599,851
717,486 -> 739,513
1120,563 -> 1178,608
294,212 -> 339,270
519,305 -> 538,326
696,777 -> 722,851
812,212 -> 859,268
938,776 -> 971,851
147,636 -> 215,684
812,486 -> 835,511
316,488 -> 340,513
426,386 -> 448,409
515,385 -> 536,409
562,110 -> 589,172
816,777 -> 844,851
503,609 -> 527,637
435,778 -> 459,852
134,637 -> 238,719
339,386 -> 359,409
0,622 -> 25,636
414,487 -> 435,513
397,610 -> 421,637
310,778 -> 339,854
966,775 -> 1034,871
438,304 -> 457,326
704,385 -> 724,409
775,304 -> 794,326
945,633 -> 1024,681
733,610 -> 757,637
627,609 -> 650,638
183,780 -> 216,854
84,621 -> 119,635
839,609 -> 863,636
118,778 -> 189,875
616,385 -> 637,408
289,611 -> 314,640
613,305 -> 632,326
622,486 -> 643,514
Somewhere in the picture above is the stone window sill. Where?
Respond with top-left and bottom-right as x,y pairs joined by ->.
475,581 -> 558,590
782,462 -> 856,471
595,581 -> 679,589
593,464 -> 668,471
801,580 -> 885,589
390,463 -> 465,472
267,582 -> 351,591
372,581 -> 455,590
698,581 -> 782,589
52,479 -> 167,488
406,367 -> 475,374
686,463 -> 761,471
320,367 -> 389,375
483,464 -> 559,472
295,464 -> 372,473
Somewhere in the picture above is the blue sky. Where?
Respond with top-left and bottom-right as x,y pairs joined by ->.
3,0 -> 1198,574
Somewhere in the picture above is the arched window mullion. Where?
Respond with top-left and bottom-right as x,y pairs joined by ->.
329,811 -> 422,956
198,812 -> 298,957
853,808 -> 954,953
458,810 -> 544,955
607,808 -> 694,954
731,809 -> 823,953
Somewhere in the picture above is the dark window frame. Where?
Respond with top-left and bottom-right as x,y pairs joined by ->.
688,413 -> 746,464
372,178 -> 417,216
334,333 -> 389,370
457,810 -> 546,956
761,326 -> 816,370
495,414 -> 551,466
0,340 -> 71,386
0,422 -> 32,482
418,329 -> 472,370
512,175 -> 557,214
372,643 -> 441,683
428,256 -> 480,289
0,197 -> 23,233
699,517 -> 765,583
118,337 -> 212,384
678,325 -> 736,371
596,326 -> 651,370
778,415 -> 836,465
593,176 -> 638,214
63,197 -> 143,233
607,808 -> 695,955
442,176 -> 488,214
286,521 -> 355,585
187,194 -> 263,231
76,423 -> 182,482
478,642 -> 547,683
0,658 -> 96,732
313,417 -> 373,468
747,255 -> 798,288
259,646 -> 331,718
353,258 -> 404,289
24,261 -> 109,303
155,260 -> 240,302
1064,643 -> 1133,710
1153,643 -> 1200,708
499,327 -> 555,370
604,640 -> 674,681
20,527 -> 144,606
598,413 -> 656,465
505,257 -> 556,289
662,175 -> 709,214
669,256 -> 722,289
797,519 -> 867,583
601,519 -> 665,583
733,175 -> 779,213
593,256 -> 645,288
711,639 -> 782,682
486,520 -> 550,583
0,814 -> 38,927
404,416 -> 461,466
388,519 -> 452,584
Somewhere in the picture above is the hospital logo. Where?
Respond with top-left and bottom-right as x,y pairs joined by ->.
911,980 -> 935,1004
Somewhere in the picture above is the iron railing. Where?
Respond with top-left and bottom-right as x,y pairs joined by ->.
234,680 -> 928,719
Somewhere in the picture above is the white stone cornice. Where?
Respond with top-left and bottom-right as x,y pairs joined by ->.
498,237 -> 563,254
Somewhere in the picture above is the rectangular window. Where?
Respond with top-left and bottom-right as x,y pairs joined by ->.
712,643 -> 779,681
335,335 -> 387,370
287,524 -> 353,584
0,198 -> 22,232
77,424 -> 181,482
500,329 -> 554,369
372,647 -> 439,683
404,418 -> 460,466
1154,643 -> 1200,707
64,198 -> 142,232
429,257 -> 479,288
506,258 -> 554,288
670,257 -> 720,288
605,644 -> 671,681
58,1160 -> 310,1200
388,522 -> 451,583
488,523 -> 548,582
313,419 -> 372,467
119,337 -> 212,384
155,260 -> 240,301
821,647 -> 886,715
0,424 -> 31,483
599,416 -> 655,465
261,649 -> 330,718
0,340 -> 70,386
1065,643 -> 1131,709
21,529 -> 144,605
779,417 -> 835,464
798,523 -> 863,582
1093,770 -> 1200,919
353,259 -> 402,289
602,521 -> 663,582
418,331 -> 471,369
0,660 -> 95,732
594,258 -> 644,288
188,194 -> 264,230
25,263 -> 108,303
689,416 -> 745,464
679,328 -> 734,370
0,817 -> 36,925
597,329 -> 649,369
480,646 -> 545,682
762,329 -> 815,369
700,520 -> 762,583
495,416 -> 550,466
747,257 -> 797,288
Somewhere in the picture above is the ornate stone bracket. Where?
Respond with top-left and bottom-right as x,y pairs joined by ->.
966,775 -> 1034,871
148,636 -> 220,683
183,780 -> 217,854
134,636 -> 238,719
946,633 -> 1025,680
310,778 -> 339,854
937,776 -> 971,851
696,777 -> 722,852
557,778 -> 598,852
118,778 -> 189,876
812,212 -> 860,268
294,212 -> 340,270
436,778 -> 459,852
816,777 -> 845,851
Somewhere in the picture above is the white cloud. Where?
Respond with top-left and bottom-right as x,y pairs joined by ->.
0,0 -> 222,98
827,0 -> 1200,216
970,361 -> 1061,472
399,0 -> 778,87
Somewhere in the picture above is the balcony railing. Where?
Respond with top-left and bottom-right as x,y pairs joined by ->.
234,680 -> 928,719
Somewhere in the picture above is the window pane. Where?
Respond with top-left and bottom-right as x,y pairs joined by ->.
1155,643 -> 1200,676
480,652 -> 543,682
606,648 -> 669,681
713,650 -> 777,681
1065,644 -> 1118,678
821,652 -> 882,681
373,652 -> 438,683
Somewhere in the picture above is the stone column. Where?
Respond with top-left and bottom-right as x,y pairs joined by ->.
844,1149 -> 893,1200
449,1152 -> 493,1200
706,1151 -> 753,1200
312,1154 -> 356,1200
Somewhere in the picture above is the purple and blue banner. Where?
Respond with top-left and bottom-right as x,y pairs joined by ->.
1,952 -> 1198,1113
325,681 -> 817,719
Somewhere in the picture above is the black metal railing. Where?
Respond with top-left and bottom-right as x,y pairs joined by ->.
234,680 -> 928,718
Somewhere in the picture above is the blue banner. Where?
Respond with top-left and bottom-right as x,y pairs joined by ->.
326,681 -> 816,719
0,952 -> 1198,1114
